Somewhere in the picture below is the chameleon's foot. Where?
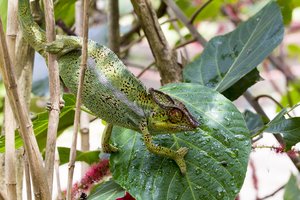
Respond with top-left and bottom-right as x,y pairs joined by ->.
102,144 -> 119,153
46,99 -> 65,111
174,147 -> 188,175
44,41 -> 65,54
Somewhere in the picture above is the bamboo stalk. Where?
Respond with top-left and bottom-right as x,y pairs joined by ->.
66,0 -> 89,198
43,0 -> 61,195
0,18 -> 51,200
4,0 -> 18,199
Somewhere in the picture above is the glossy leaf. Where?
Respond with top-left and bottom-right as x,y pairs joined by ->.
0,94 -> 75,153
110,83 -> 251,200
266,116 -> 300,150
88,180 -> 125,200
222,68 -> 260,100
183,2 -> 284,93
243,110 -> 267,135
58,147 -> 100,165
283,175 -> 300,200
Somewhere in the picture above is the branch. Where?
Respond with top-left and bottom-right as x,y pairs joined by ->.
67,0 -> 89,198
0,18 -> 51,200
163,0 -> 207,47
108,0 -> 120,55
131,0 -> 182,84
43,0 -> 61,194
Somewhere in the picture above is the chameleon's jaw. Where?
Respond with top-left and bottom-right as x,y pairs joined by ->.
148,121 -> 198,134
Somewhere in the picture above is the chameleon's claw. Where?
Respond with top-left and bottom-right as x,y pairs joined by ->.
102,144 -> 119,153
46,98 -> 65,111
174,147 -> 188,175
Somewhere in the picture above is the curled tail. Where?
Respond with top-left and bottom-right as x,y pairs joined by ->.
18,0 -> 46,57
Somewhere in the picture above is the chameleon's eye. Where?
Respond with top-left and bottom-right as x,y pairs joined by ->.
169,108 -> 183,123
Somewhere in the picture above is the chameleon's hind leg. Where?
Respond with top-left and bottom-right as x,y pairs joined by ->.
101,123 -> 118,153
44,37 -> 82,56
139,121 -> 188,174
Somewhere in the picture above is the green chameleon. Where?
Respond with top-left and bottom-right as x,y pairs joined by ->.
18,0 -> 199,174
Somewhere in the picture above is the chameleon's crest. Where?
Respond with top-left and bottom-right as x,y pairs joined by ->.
149,88 -> 199,131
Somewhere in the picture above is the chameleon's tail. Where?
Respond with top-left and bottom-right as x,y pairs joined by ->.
18,0 -> 46,56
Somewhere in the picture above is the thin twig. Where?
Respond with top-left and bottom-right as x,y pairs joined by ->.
189,0 -> 214,24
0,189 -> 7,200
0,18 -> 51,200
55,149 -> 62,200
43,0 -> 61,194
137,61 -> 155,78
24,154 -> 32,200
254,95 -> 285,110
75,0 -> 90,177
66,0 -> 89,198
259,185 -> 285,200
174,38 -> 197,49
163,0 -> 207,46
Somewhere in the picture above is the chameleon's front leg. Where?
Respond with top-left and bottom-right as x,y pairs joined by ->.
101,123 -> 118,153
139,121 -> 188,174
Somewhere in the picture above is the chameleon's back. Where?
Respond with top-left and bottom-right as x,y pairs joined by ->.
58,43 -> 149,130
18,0 -> 149,130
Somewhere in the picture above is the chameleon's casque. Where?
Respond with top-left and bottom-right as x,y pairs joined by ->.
18,0 -> 199,174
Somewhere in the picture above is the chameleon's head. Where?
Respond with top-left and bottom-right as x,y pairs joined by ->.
147,88 -> 199,134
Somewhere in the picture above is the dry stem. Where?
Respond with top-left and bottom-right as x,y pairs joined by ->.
43,0 -> 61,195
0,18 -> 50,200
108,0 -> 120,55
66,0 -> 89,198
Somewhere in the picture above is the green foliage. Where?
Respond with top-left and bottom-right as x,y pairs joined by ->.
266,116 -> 300,150
0,0 -> 8,32
222,69 -> 261,100
243,110 -> 267,135
284,175 -> 300,200
54,0 -> 76,27
279,81 -> 300,112
183,2 -> 284,99
0,94 -> 75,153
57,147 -> 100,165
110,83 -> 251,200
175,0 -> 237,22
277,0 -> 300,25
287,44 -> 300,59
88,180 -> 125,200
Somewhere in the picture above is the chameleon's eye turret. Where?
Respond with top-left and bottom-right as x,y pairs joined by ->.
169,108 -> 183,123
148,88 -> 199,133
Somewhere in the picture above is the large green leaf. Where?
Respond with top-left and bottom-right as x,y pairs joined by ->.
284,175 -> 300,200
183,1 -> 284,93
266,116 -> 300,150
110,83 -> 251,200
58,147 -> 100,165
0,94 -> 75,153
88,180 -> 125,200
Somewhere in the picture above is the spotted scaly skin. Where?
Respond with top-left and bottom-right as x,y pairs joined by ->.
18,0 -> 199,174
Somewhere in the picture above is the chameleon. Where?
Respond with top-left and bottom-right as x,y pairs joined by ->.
18,0 -> 199,174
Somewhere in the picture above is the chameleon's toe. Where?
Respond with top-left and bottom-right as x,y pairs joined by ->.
174,147 -> 188,174
102,144 -> 119,153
